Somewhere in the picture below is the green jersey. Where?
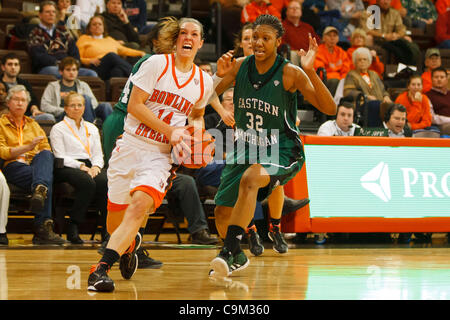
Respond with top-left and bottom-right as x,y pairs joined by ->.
114,53 -> 153,114
215,55 -> 305,207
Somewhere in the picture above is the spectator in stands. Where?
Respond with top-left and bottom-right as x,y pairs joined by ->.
365,0 -> 408,20
0,85 -> 66,245
347,28 -> 384,77
77,15 -> 145,80
317,98 -> 361,136
325,0 -> 365,39
344,47 -> 392,126
0,171 -> 9,245
394,75 -> 440,137
76,0 -> 105,30
49,92 -> 107,244
272,0 -> 290,12
435,0 -> 450,16
401,0 -> 437,31
282,0 -> 320,66
41,57 -> 113,123
123,0 -> 151,35
241,0 -> 282,23
314,26 -> 351,96
101,0 -> 141,49
422,48 -> 442,93
198,61 -> 213,76
57,0 -> 80,39
0,81 -> 8,116
426,67 -> 450,135
1,53 -> 55,122
27,1 -> 97,78
296,0 -> 322,31
233,23 -> 254,58
382,103 -> 412,136
361,0 -> 420,66
436,10 -> 450,49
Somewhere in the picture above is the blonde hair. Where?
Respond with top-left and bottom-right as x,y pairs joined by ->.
351,28 -> 367,41
179,17 -> 204,39
64,91 -> 85,107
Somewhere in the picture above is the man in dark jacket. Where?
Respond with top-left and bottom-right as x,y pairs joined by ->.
102,0 -> 141,49
27,1 -> 97,77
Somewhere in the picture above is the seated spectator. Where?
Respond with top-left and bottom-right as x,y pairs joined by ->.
49,92 -> 108,244
282,0 -> 320,66
394,75 -> 440,137
382,103 -> 412,136
77,15 -> 145,80
241,0 -> 282,24
0,81 -> 8,116
1,53 -> 55,122
317,98 -> 361,136
76,0 -> 105,30
101,0 -> 141,49
435,0 -> 450,16
314,26 -> 351,96
401,0 -> 437,31
272,0 -> 290,12
365,0 -> 408,20
27,1 -> 97,78
0,171 -> 9,245
436,10 -> 450,49
421,48 -> 442,93
41,57 -> 113,122
347,28 -> 384,77
297,0 -> 322,31
123,0 -> 151,35
344,47 -> 392,126
57,0 -> 80,39
0,85 -> 66,245
425,67 -> 450,135
360,0 -> 420,66
325,0 -> 365,39
233,23 -> 254,59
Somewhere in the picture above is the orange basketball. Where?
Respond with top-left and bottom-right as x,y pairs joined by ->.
182,126 -> 215,169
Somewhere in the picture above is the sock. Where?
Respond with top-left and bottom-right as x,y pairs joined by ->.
224,225 -> 245,255
270,218 -> 281,231
99,248 -> 120,271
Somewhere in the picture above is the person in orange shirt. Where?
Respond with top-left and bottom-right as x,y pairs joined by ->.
395,75 -> 440,137
314,26 -> 351,95
435,0 -> 450,16
421,48 -> 442,93
241,0 -> 282,23
347,28 -> 384,77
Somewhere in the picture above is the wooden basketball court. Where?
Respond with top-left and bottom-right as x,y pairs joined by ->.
1,233 -> 450,301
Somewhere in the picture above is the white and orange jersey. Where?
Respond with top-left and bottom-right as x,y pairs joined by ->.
123,53 -> 213,147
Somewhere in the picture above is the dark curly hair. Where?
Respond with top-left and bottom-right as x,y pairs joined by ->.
253,14 -> 284,38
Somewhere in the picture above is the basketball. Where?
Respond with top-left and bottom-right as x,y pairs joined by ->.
182,126 -> 215,169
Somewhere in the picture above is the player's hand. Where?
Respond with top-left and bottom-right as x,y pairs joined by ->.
220,109 -> 235,127
298,34 -> 318,71
216,50 -> 236,78
169,126 -> 195,165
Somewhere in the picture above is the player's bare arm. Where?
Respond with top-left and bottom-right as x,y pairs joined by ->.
127,84 -> 192,150
215,52 -> 244,96
188,104 -> 206,128
284,34 -> 336,116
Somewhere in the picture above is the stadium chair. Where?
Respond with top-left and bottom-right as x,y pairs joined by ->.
440,49 -> 450,69
19,74 -> 57,102
109,77 -> 128,102
0,8 -> 23,33
0,49 -> 32,73
387,87 -> 406,101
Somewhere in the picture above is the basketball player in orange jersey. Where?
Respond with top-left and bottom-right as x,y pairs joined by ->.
88,18 -> 215,292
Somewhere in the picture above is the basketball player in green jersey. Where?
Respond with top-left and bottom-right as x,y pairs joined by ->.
210,15 -> 337,278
